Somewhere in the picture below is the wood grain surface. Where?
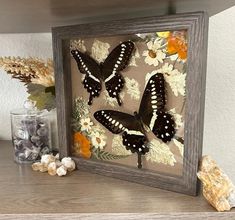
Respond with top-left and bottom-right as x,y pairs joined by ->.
0,0 -> 234,33
52,12 -> 208,196
0,141 -> 234,219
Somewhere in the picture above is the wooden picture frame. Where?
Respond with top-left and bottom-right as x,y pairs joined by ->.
52,12 -> 208,196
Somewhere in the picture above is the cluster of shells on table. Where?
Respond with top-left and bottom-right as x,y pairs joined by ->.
32,154 -> 76,176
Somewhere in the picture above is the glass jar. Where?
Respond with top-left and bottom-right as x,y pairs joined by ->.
10,107 -> 52,164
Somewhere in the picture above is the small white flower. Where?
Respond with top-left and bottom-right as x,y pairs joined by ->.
91,39 -> 110,63
129,47 -> 140,66
173,139 -> 184,157
168,108 -> 183,129
142,39 -> 166,66
146,139 -> 176,166
125,77 -> 140,100
70,39 -> 86,52
80,117 -> 93,131
111,135 -> 132,156
103,90 -> 125,107
91,132 -> 107,150
159,63 -> 186,97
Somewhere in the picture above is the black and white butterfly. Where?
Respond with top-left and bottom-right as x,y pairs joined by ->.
94,73 -> 175,169
71,41 -> 134,105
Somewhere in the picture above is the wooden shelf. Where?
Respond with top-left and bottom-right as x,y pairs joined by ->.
0,140 -> 234,219
0,0 -> 235,33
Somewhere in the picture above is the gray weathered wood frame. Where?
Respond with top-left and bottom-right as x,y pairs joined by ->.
52,12 -> 208,196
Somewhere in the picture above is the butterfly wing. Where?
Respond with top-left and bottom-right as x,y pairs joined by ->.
102,41 -> 135,105
71,50 -> 102,105
139,73 -> 175,143
94,110 -> 149,155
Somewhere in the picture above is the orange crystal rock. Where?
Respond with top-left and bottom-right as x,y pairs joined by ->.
197,155 -> 235,211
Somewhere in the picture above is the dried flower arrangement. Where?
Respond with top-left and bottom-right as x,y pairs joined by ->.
0,57 -> 55,111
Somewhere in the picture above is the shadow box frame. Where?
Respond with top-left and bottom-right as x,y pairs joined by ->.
52,11 -> 208,196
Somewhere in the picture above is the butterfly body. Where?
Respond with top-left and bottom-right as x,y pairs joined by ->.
94,73 -> 176,168
71,41 -> 134,105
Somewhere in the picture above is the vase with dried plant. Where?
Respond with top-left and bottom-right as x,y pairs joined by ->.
0,56 -> 58,155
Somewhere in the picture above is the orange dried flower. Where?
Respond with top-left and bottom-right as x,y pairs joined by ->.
167,31 -> 187,60
73,132 -> 91,159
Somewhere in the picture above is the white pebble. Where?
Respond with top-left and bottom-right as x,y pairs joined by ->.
41,154 -> 55,166
56,165 -> 67,176
61,157 -> 76,172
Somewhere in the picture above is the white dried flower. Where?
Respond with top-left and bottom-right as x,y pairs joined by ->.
90,132 -> 107,150
129,47 -> 140,66
70,39 -> 86,52
47,162 -> 57,176
41,154 -> 55,166
80,117 -> 93,132
168,108 -> 183,129
56,165 -> 67,177
111,135 -> 132,156
142,39 -> 166,66
125,77 -> 140,100
91,39 -> 110,63
159,63 -> 186,97
103,90 -> 125,107
146,139 -> 176,166
61,157 -> 76,172
173,139 -> 184,157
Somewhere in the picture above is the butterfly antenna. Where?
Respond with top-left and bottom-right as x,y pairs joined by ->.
116,95 -> 122,106
137,153 -> 142,169
88,94 -> 93,105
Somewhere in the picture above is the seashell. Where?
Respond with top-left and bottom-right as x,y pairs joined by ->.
39,146 -> 50,156
61,157 -> 76,172
37,126 -> 49,137
15,129 -> 28,139
56,165 -> 67,176
47,162 -> 57,176
41,154 -> 55,166
197,155 -> 235,211
32,162 -> 48,172
31,135 -> 41,143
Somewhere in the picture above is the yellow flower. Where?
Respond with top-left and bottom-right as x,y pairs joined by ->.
73,132 -> 91,159
157,31 -> 170,38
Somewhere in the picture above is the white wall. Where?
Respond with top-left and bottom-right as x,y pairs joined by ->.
203,6 -> 235,181
0,7 -> 235,181
0,33 -> 52,140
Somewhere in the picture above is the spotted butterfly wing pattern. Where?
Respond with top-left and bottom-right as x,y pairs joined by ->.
139,73 -> 175,143
94,110 -> 149,154
102,41 -> 134,105
71,41 -> 134,105
94,110 -> 149,168
94,73 -> 175,169
71,50 -> 102,105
